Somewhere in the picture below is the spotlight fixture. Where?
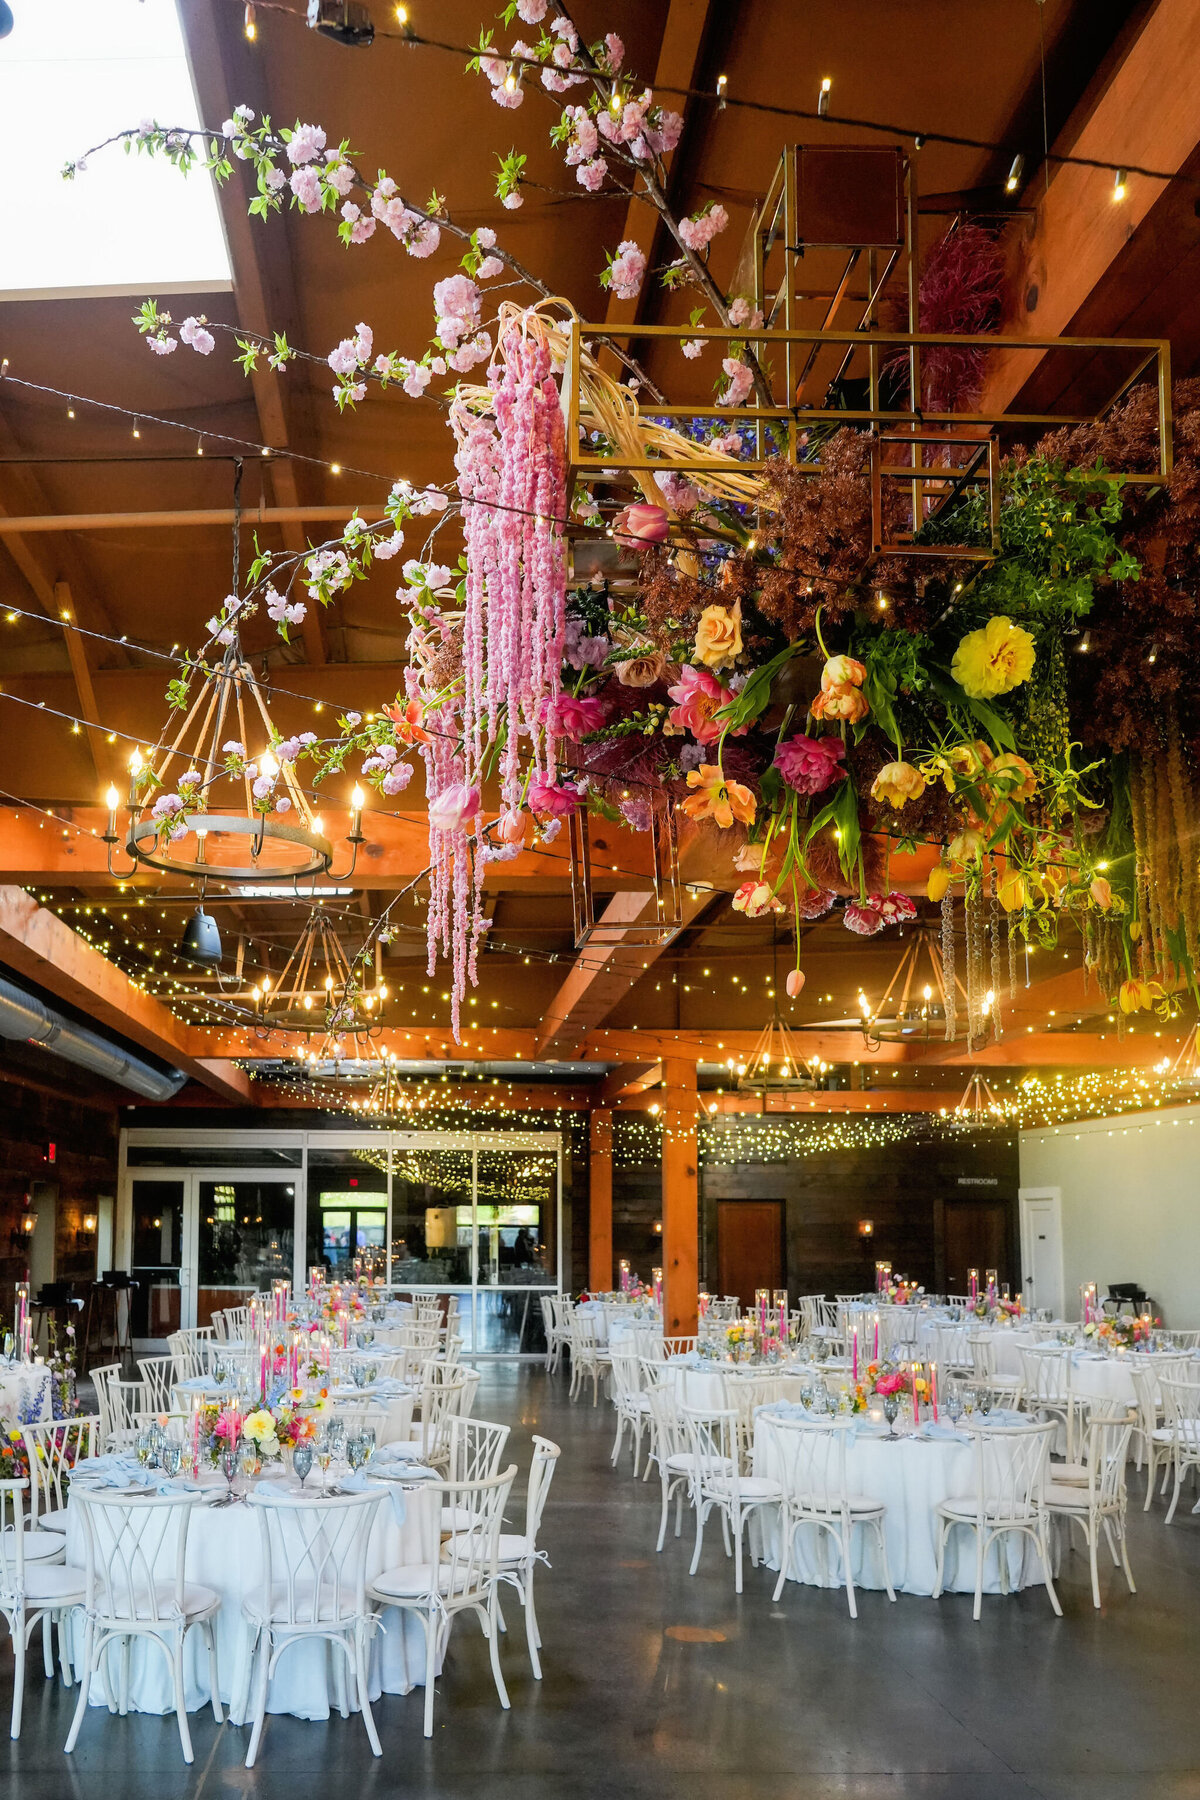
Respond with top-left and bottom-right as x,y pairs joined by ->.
306,0 -> 375,46
178,906 -> 223,968
1005,153 -> 1024,193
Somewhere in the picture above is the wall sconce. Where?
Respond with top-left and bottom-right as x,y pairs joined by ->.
76,1213 -> 98,1247
857,1219 -> 874,1238
653,1220 -> 663,1235
11,1206 -> 36,1252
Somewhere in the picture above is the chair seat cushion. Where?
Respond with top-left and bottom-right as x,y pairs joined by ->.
244,1580 -> 362,1626
706,1475 -> 782,1502
794,1493 -> 883,1517
1045,1482 -> 1093,1510
1050,1462 -> 1089,1484
369,1562 -> 475,1601
21,1530 -> 66,1563
664,1453 -> 735,1476
94,1581 -> 219,1621
937,1496 -> 1037,1523
23,1563 -> 86,1605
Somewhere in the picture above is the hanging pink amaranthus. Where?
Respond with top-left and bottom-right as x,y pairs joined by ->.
420,311 -> 568,1039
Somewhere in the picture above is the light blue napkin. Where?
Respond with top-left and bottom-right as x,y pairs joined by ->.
338,1469 -> 407,1524
918,1422 -> 972,1444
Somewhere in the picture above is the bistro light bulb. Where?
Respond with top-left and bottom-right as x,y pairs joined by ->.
259,750 -> 278,778
105,785 -> 120,812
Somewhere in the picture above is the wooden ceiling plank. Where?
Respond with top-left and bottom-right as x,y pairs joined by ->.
183,0 -> 330,667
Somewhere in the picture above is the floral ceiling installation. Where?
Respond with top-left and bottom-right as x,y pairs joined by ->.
69,3 -> 1200,1043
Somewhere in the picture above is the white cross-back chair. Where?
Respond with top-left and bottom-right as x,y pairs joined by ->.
20,1416 -> 97,1556
932,1421 -> 1060,1621
410,1366 -> 469,1466
1159,1376 -> 1200,1523
608,1347 -> 652,1476
1018,1346 -> 1074,1449
445,1415 -> 511,1490
0,1479 -> 86,1738
643,1379 -> 695,1550
1128,1359 -> 1190,1505
166,1329 -> 214,1380
138,1356 -> 182,1416
933,1324 -> 973,1374
681,1407 -> 783,1594
968,1335 -> 1024,1410
566,1312 -> 608,1405
765,1415 -> 894,1618
240,1488 -> 385,1767
1045,1413 -> 1136,1608
367,1463 -> 516,1738
91,1364 -> 141,1452
489,1435 -> 559,1680
64,1488 -> 222,1765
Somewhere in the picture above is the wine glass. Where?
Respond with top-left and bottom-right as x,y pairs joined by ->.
135,1428 -> 153,1469
212,1355 -> 228,1388
160,1440 -> 183,1480
219,1443 -> 239,1502
347,1433 -> 367,1472
358,1425 -> 376,1463
237,1440 -> 259,1486
293,1440 -> 314,1491
315,1427 -> 334,1494
945,1386 -> 964,1426
978,1387 -> 993,1417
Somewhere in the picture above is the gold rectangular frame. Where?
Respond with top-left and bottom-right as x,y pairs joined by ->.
568,796 -> 683,948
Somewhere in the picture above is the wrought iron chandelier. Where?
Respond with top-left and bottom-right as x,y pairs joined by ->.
857,924 -> 972,1050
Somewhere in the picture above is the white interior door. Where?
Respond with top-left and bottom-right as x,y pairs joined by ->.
1019,1187 -> 1064,1317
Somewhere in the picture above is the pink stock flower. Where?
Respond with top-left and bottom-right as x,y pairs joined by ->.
613,502 -> 669,544
667,664 -> 735,745
528,777 -> 584,817
428,784 -> 480,833
774,733 -> 846,797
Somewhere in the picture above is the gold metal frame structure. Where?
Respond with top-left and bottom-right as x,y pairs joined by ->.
568,793 -> 683,947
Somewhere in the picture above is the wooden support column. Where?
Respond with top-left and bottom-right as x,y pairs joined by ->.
588,1109 -> 614,1295
662,1057 -> 699,1337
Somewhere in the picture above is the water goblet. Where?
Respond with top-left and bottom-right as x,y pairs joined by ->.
978,1388 -> 993,1417
135,1428 -> 153,1469
961,1386 -> 978,1420
293,1440 -> 314,1491
219,1443 -> 239,1502
358,1425 -> 376,1461
237,1439 -> 259,1486
347,1433 -> 367,1472
882,1394 -> 901,1439
945,1386 -> 964,1426
160,1440 -> 183,1480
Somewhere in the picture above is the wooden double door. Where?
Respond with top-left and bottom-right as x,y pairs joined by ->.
715,1199 -> 786,1307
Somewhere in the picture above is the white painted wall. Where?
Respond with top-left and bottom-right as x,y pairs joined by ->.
1019,1104 -> 1200,1327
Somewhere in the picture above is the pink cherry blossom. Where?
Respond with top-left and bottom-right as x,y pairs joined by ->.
179,317 -> 215,355
286,122 -> 326,166
502,192 -> 524,210
148,336 -> 177,355
607,239 -> 646,301
681,339 -> 704,359
381,763 -> 413,796
577,158 -> 608,192
604,32 -> 624,70
718,357 -> 754,407
516,0 -> 547,19
475,227 -> 496,249
289,166 -> 322,212
477,255 -> 504,280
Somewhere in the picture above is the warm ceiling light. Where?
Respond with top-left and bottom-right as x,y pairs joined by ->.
1113,168 -> 1127,202
1006,154 -> 1024,193
244,3 -> 257,39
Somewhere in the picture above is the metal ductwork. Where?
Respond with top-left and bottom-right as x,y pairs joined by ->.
0,976 -> 188,1101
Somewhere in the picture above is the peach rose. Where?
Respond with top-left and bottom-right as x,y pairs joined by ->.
821,655 -> 866,691
693,603 -> 742,670
812,682 -> 869,723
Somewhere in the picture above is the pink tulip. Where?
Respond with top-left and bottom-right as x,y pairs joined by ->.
613,502 -> 669,544
496,810 -> 526,845
786,969 -> 805,998
428,783 -> 480,833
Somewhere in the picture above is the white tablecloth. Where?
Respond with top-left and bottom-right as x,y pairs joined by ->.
0,1360 -> 51,1424
579,1300 -> 659,1347
65,1472 -> 441,1719
752,1413 -> 1041,1597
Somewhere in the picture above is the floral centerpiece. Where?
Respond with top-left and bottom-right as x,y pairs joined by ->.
968,1296 -> 1025,1324
1086,1314 -> 1157,1350
883,1282 -> 925,1306
201,1390 -> 327,1465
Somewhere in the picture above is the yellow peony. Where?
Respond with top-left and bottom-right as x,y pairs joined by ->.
693,603 -> 742,670
951,615 -> 1036,698
871,761 -> 926,809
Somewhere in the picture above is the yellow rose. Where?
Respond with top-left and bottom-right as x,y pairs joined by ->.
871,761 -> 926,809
951,615 -> 1036,698
693,603 -> 742,670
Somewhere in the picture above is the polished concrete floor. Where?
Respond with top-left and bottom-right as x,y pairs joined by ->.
6,1363 -> 1200,1799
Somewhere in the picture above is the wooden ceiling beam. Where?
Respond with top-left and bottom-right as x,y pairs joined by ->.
978,0 -> 1200,417
0,886 -> 254,1103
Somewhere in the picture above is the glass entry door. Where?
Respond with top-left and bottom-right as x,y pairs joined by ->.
195,1177 -> 297,1328
129,1177 -> 187,1340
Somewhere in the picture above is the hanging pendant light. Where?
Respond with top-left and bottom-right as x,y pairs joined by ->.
947,1070 -> 1005,1127
178,906 -> 223,967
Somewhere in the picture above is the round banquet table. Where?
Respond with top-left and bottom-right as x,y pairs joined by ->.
578,1299 -> 659,1347
64,1470 -> 442,1719
172,1376 -> 414,1448
752,1410 -> 1042,1597
0,1360 -> 51,1424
